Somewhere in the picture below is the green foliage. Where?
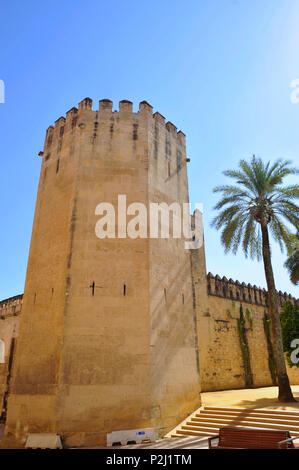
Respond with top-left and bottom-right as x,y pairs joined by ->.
226,301 -> 238,320
245,307 -> 254,328
226,309 -> 234,319
280,302 -> 299,367
284,233 -> 299,286
211,156 -> 299,260
263,313 -> 277,384
227,301 -> 253,387
237,304 -> 253,387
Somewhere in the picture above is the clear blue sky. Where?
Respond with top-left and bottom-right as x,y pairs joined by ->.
0,0 -> 298,299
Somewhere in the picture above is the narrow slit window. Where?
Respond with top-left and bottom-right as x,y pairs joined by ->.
89,282 -> 95,296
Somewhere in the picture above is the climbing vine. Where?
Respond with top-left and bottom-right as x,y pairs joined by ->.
238,304 -> 253,388
263,313 -> 277,384
227,302 -> 253,387
246,307 -> 254,329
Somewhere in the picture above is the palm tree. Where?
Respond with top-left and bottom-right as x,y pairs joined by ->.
212,155 -> 299,402
284,233 -> 299,285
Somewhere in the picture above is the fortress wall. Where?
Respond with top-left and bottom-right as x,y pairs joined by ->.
0,270 -> 298,409
199,274 -> 299,392
0,296 -> 22,417
201,293 -> 273,391
0,295 -> 23,317
0,271 -> 298,411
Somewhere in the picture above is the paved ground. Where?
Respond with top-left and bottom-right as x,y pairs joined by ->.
201,385 -> 299,411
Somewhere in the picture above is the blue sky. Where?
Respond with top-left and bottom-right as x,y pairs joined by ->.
0,0 -> 298,299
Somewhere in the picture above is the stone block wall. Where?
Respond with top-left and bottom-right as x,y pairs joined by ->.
0,269 -> 298,410
3,99 -> 201,447
198,274 -> 299,392
0,295 -> 22,418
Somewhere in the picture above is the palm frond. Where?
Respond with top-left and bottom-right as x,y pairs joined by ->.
212,156 -> 299,262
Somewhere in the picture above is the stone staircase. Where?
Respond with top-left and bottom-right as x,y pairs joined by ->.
168,406 -> 299,439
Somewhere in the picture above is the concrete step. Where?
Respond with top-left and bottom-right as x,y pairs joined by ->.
174,429 -> 217,437
192,415 -> 299,429
182,423 -> 299,438
168,406 -> 299,440
187,419 -> 299,434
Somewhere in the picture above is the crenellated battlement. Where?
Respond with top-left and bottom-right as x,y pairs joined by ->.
207,272 -> 298,307
40,98 -> 186,156
0,294 -> 23,319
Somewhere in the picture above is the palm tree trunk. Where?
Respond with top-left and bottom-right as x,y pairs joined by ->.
261,222 -> 296,402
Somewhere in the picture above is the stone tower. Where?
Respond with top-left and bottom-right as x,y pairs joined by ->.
4,98 -> 201,447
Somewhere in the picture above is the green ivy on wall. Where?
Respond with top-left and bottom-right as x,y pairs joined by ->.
227,302 -> 253,388
246,307 -> 254,329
